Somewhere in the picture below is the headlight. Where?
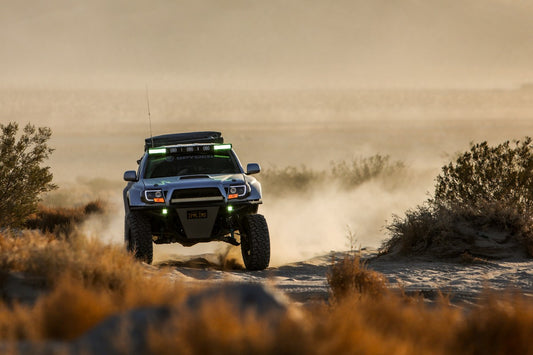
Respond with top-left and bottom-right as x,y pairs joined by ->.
227,185 -> 247,199
144,189 -> 165,203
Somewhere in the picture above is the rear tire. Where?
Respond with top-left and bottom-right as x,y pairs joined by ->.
125,211 -> 153,264
240,214 -> 270,270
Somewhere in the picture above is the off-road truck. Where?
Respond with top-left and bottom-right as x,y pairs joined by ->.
123,131 -> 270,270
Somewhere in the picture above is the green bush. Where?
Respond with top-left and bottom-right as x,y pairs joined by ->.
0,122 -> 57,228
435,138 -> 533,213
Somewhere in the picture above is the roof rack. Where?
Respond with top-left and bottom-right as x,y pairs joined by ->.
144,131 -> 223,151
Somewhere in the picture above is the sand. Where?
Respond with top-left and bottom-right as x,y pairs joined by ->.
150,248 -> 533,306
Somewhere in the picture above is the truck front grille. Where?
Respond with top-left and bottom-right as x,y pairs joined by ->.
170,188 -> 224,204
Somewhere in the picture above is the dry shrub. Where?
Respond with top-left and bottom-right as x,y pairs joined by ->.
24,200 -> 105,236
309,296 -> 460,355
35,276 -> 116,340
451,292 -> 533,355
382,203 -> 447,256
1,227 -> 532,352
261,165 -> 325,194
83,200 -> 105,215
149,299 -> 277,355
0,302 -> 40,341
383,138 -> 533,259
0,275 -> 183,341
0,231 -> 186,341
149,286 -> 463,355
261,156 -> 406,194
0,231 -> 137,291
33,275 -> 184,341
383,200 -> 533,258
330,155 -> 405,188
1,230 -> 533,355
327,254 -> 389,300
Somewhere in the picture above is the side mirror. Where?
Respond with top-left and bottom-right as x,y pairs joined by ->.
124,170 -> 138,182
246,163 -> 261,175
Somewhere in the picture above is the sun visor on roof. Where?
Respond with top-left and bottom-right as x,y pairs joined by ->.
144,131 -> 223,151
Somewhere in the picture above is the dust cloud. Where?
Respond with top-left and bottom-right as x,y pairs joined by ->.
263,178 -> 430,265
74,174 -> 431,266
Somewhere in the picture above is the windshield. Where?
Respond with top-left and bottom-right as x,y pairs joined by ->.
144,152 -> 241,179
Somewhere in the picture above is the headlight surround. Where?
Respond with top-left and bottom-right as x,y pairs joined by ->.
144,189 -> 165,203
227,185 -> 247,199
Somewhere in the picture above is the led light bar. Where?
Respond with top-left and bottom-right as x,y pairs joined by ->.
169,145 -> 217,154
213,144 -> 232,151
148,148 -> 167,155
149,144 -> 232,154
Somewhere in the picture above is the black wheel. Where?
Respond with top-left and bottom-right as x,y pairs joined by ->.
240,214 -> 270,270
125,211 -> 153,264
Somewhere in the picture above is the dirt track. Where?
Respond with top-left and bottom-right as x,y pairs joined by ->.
151,249 -> 533,306
153,252 -> 335,303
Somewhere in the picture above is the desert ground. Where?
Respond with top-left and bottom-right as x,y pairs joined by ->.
151,247 -> 533,306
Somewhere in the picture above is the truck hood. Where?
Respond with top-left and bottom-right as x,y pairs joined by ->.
142,173 -> 246,189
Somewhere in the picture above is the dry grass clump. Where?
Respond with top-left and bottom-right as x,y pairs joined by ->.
0,230 -> 136,291
24,200 -> 105,236
310,294 -> 461,355
149,299 -> 279,355
0,231 -> 186,340
451,293 -> 533,355
1,230 -> 533,354
148,284 -> 464,355
322,248 -> 533,354
327,253 -> 389,300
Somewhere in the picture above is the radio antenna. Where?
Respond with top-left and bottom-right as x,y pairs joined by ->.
145,85 -> 154,148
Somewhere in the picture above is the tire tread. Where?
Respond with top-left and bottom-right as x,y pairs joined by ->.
126,211 -> 153,264
241,214 -> 270,270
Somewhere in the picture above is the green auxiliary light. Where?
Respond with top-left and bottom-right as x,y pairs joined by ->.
162,208 -> 168,215
227,205 -> 234,212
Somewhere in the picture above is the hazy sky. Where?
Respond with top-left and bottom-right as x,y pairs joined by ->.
1,0 -> 533,89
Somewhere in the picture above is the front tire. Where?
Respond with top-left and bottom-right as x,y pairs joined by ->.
125,211 -> 153,264
240,214 -> 270,270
